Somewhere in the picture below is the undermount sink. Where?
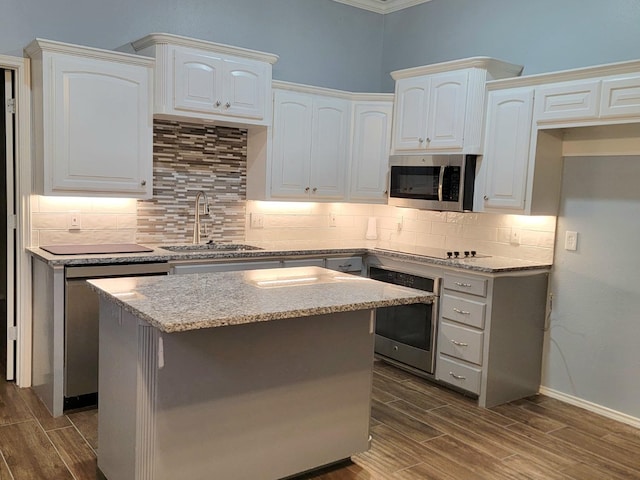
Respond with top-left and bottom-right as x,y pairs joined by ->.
161,243 -> 263,252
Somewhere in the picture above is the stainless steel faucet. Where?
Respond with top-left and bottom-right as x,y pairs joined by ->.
192,190 -> 210,244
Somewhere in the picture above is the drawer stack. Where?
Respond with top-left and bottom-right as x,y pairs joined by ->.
436,272 -> 488,395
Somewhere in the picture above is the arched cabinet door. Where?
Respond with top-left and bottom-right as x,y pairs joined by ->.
482,87 -> 535,211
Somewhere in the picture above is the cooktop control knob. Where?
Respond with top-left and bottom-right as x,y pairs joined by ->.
446,251 -> 453,258
464,251 -> 470,257
454,251 -> 460,258
471,250 -> 477,257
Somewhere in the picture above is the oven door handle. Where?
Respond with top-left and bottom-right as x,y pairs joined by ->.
438,166 -> 446,202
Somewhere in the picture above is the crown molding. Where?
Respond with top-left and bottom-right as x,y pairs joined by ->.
331,0 -> 432,14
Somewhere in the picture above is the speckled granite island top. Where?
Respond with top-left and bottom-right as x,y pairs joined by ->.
88,266 -> 434,333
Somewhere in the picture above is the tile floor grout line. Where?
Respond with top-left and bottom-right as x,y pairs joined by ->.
68,417 -> 97,456
35,421 -> 78,480
0,449 -> 16,480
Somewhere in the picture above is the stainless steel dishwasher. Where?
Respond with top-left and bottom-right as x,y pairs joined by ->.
64,262 -> 170,409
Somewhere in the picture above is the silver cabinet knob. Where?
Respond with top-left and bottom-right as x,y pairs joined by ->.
215,101 -> 222,107
225,102 -> 231,108
418,137 -> 424,143
484,195 -> 489,201
312,187 -> 318,193
383,190 -> 388,195
141,180 -> 147,186
305,187 -> 310,192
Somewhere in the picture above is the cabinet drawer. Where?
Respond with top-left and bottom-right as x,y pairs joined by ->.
600,76 -> 640,119
436,355 -> 482,395
443,274 -> 487,297
438,320 -> 484,365
325,256 -> 363,273
441,294 -> 486,329
535,80 -> 601,122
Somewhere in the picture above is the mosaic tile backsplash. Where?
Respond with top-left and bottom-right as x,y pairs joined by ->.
136,120 -> 247,244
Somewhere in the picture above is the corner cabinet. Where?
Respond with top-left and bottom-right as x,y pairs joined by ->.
26,39 -> 154,198
264,83 -> 393,203
390,58 -> 523,155
132,33 -> 278,126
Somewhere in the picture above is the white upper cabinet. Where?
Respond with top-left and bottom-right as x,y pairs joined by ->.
479,59 -> 640,215
392,76 -> 429,151
600,75 -> 640,119
270,91 -> 313,198
270,88 -> 350,201
390,58 -> 524,155
132,33 -> 278,126
534,80 -> 601,123
26,39 -> 154,198
349,101 -> 393,203
481,88 -> 534,211
425,71 -> 468,150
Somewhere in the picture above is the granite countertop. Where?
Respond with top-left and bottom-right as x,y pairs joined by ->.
27,240 -> 551,273
88,266 -> 434,333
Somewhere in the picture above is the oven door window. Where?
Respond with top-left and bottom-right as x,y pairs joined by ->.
389,166 -> 440,200
375,303 -> 433,351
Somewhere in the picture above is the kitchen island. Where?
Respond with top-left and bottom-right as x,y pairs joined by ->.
89,266 -> 433,480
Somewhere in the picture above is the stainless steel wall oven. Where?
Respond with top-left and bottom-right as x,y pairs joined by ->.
369,264 -> 440,374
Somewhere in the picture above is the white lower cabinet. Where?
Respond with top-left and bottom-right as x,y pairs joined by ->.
26,39 -> 154,198
436,270 -> 549,407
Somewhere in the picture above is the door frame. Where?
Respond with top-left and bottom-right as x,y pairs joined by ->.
0,54 -> 32,387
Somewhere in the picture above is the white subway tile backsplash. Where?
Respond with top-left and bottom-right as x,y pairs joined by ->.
245,202 -> 556,262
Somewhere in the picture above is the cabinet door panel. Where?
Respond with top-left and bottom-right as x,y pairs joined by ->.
600,76 -> 640,119
483,88 -> 534,211
426,71 -> 468,150
223,59 -> 267,120
51,55 -> 151,195
173,49 -> 224,114
310,98 -> 350,200
534,80 -> 600,123
392,77 -> 429,151
350,103 -> 392,202
271,91 -> 313,198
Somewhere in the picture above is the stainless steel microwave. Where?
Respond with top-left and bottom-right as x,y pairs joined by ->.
387,154 -> 477,211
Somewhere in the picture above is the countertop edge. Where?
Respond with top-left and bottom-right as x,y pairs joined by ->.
28,246 -> 551,273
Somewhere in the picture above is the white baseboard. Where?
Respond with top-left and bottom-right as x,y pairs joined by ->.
538,386 -> 640,429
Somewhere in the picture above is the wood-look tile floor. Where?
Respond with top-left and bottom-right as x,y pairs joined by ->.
1,361 -> 640,479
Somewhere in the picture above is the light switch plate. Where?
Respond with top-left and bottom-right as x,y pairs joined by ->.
565,231 -> 578,251
329,212 -> 337,227
510,228 -> 521,245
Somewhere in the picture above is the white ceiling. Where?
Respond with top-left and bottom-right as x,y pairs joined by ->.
331,0 -> 433,14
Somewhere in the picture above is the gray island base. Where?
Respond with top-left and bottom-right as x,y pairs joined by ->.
89,267 -> 432,480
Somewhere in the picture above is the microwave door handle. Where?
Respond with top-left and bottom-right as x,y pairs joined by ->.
438,166 -> 446,202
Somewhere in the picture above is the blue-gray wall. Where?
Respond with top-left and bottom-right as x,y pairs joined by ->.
381,0 -> 640,91
4,0 -> 640,92
1,0 -> 384,92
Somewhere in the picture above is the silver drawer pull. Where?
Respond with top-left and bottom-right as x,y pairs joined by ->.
449,372 -> 466,380
453,307 -> 470,315
339,264 -> 352,269
454,282 -> 472,288
451,340 -> 469,347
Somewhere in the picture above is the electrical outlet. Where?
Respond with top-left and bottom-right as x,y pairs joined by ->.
250,212 -> 264,229
67,211 -> 81,231
397,216 -> 403,232
565,230 -> 578,251
510,228 -> 521,245
329,211 -> 337,227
